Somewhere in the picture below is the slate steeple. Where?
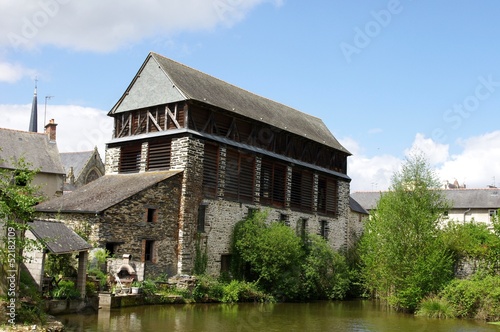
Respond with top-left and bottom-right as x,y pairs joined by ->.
29,80 -> 38,132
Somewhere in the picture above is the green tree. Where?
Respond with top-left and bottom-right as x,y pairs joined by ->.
359,154 -> 454,312
301,234 -> 350,300
232,210 -> 304,300
0,158 -> 44,296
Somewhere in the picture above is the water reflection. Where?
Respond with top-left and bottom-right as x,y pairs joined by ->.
59,300 -> 498,332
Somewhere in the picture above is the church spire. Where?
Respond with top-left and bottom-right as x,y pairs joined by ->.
29,79 -> 38,132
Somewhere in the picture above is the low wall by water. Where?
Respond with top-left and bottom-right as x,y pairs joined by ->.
98,292 -> 184,309
46,297 -> 98,315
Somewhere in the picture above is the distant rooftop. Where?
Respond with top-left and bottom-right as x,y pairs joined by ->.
0,128 -> 64,175
351,188 -> 500,211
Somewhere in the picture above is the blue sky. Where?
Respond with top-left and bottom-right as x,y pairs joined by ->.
1,0 -> 500,191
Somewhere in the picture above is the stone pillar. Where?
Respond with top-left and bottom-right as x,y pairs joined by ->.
76,251 -> 88,298
139,142 -> 148,172
104,147 -> 120,174
171,136 -> 204,275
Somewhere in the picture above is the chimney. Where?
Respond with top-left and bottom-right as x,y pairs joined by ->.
44,119 -> 57,141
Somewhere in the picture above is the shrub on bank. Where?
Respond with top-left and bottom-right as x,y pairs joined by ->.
193,275 -> 273,303
439,273 -> 500,321
416,296 -> 456,319
230,210 -> 353,301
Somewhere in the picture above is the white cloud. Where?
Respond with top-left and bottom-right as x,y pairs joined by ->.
436,131 -> 500,189
0,61 -> 36,83
0,103 -> 111,158
341,136 -> 401,192
0,0 -> 281,52
345,131 -> 500,193
404,133 -> 449,165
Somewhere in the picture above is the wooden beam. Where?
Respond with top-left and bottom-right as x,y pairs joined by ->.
117,113 -> 130,138
147,110 -> 162,131
166,105 -> 181,129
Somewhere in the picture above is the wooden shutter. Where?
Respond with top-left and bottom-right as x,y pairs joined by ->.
119,144 -> 141,173
147,139 -> 171,171
202,143 -> 219,198
291,169 -> 313,211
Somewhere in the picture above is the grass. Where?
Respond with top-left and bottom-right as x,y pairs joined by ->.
416,296 -> 456,319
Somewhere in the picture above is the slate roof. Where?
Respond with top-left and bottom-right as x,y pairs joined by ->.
350,192 -> 382,211
60,150 -> 94,178
110,52 -> 350,154
35,170 -> 182,213
349,196 -> 369,215
0,128 -> 64,174
30,220 -> 92,254
351,189 -> 500,211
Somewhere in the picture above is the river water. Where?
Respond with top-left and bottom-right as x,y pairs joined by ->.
58,300 -> 498,332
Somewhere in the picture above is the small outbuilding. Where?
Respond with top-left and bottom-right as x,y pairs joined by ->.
24,220 -> 92,298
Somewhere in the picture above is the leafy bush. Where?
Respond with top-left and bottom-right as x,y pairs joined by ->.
15,270 -> 47,324
442,221 -> 500,272
51,280 -> 80,300
232,211 -> 304,300
301,234 -> 351,300
439,273 -> 500,320
45,253 -> 77,278
193,275 -> 224,302
86,281 -> 97,297
231,210 -> 354,301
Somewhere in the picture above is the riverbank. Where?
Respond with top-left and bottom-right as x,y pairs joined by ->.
0,316 -> 63,332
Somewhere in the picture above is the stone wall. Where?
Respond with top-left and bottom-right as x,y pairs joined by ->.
347,210 -> 367,250
37,173 -> 183,280
201,187 -> 351,276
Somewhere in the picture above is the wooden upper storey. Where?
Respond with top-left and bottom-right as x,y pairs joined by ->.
108,52 -> 350,175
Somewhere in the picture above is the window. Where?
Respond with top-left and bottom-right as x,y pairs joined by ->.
489,209 -> 498,222
297,218 -> 308,239
143,240 -> 155,262
197,205 -> 207,233
317,176 -> 338,216
319,220 -> 328,239
105,242 -> 119,257
260,158 -> 286,208
146,208 -> 157,223
280,213 -> 289,226
119,143 -> 141,173
221,254 -> 232,274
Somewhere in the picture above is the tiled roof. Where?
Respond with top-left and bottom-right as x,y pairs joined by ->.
0,128 -> 64,174
36,170 -> 182,213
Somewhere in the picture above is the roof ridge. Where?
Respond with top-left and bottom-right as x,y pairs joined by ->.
0,127 -> 48,136
150,52 -> 324,121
